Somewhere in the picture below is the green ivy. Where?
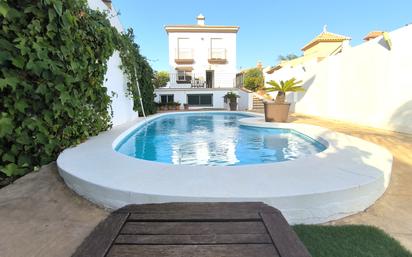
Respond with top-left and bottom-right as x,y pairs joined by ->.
0,0 -> 155,177
117,28 -> 156,115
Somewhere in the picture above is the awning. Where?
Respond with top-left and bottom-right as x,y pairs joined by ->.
175,66 -> 193,71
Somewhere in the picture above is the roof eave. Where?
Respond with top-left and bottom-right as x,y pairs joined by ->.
301,38 -> 351,51
164,25 -> 240,33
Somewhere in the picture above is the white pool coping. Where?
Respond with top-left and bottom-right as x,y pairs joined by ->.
57,111 -> 393,224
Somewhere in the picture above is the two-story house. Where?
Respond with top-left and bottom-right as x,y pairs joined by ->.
155,15 -> 250,110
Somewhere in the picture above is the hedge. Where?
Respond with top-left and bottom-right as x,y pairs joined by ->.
0,0 -> 155,176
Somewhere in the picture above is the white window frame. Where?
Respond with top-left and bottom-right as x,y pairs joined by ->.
177,70 -> 192,82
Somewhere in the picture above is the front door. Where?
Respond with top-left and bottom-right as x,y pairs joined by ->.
206,70 -> 214,88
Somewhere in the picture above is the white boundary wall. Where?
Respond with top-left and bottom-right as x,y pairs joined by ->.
88,0 -> 137,126
267,25 -> 412,134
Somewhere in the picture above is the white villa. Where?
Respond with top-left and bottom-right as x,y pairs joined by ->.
155,15 -> 251,110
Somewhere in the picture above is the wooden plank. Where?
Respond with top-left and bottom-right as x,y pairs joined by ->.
128,211 -> 262,221
107,244 -> 279,257
260,212 -> 312,257
72,213 -> 129,257
115,233 -> 272,245
115,202 -> 278,214
121,221 -> 267,235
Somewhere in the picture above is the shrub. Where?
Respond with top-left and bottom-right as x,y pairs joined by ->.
0,0 -> 154,176
243,68 -> 264,92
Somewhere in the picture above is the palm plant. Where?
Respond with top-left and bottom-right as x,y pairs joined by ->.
265,78 -> 304,104
223,91 -> 240,103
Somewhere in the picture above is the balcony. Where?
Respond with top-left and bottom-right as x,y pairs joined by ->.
175,48 -> 194,64
164,72 -> 235,89
208,48 -> 227,64
169,73 -> 208,88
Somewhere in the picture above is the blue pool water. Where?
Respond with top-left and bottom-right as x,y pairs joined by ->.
115,113 -> 326,166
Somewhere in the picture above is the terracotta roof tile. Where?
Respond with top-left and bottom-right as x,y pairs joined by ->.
301,31 -> 351,51
363,31 -> 384,41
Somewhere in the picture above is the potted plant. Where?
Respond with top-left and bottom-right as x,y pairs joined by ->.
167,102 -> 174,110
174,101 -> 181,110
160,103 -> 167,111
223,92 -> 240,111
263,78 -> 304,122
183,103 -> 189,110
155,102 -> 161,112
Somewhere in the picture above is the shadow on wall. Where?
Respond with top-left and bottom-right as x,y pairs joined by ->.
377,37 -> 391,51
289,74 -> 316,113
389,100 -> 412,134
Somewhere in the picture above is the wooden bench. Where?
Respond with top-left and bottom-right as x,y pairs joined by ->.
72,202 -> 311,257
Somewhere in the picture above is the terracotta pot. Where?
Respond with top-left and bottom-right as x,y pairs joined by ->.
175,105 -> 180,110
184,104 -> 189,110
229,102 -> 237,111
264,101 -> 290,122
161,105 -> 167,111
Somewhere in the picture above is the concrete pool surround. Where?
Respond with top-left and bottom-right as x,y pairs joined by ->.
57,111 -> 393,224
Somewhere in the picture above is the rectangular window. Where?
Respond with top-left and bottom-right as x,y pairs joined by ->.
160,94 -> 174,104
210,38 -> 225,59
177,70 -> 192,83
187,94 -> 213,106
178,38 -> 190,49
177,38 -> 192,59
211,38 -> 223,49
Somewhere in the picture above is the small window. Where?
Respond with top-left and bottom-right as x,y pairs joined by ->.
187,94 -> 213,106
160,94 -> 174,104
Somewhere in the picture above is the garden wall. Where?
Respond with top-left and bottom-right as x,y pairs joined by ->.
88,0 -> 137,126
283,25 -> 412,134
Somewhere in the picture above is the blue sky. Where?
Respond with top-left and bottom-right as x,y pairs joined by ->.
114,0 -> 411,71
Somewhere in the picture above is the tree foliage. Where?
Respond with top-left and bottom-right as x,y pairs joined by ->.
0,0 -> 155,176
243,68 -> 264,92
278,54 -> 299,61
153,71 -> 169,88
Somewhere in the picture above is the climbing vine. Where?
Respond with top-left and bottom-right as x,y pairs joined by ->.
0,0 -> 155,177
117,28 -> 156,115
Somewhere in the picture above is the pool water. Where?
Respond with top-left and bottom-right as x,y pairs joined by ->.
116,113 -> 326,166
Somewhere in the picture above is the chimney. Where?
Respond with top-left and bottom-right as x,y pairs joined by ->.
257,61 -> 263,70
197,14 -> 205,26
102,0 -> 112,10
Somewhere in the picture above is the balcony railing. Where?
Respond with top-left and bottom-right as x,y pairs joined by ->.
209,48 -> 227,64
175,48 -> 194,64
168,73 -> 208,88
162,72 -> 235,89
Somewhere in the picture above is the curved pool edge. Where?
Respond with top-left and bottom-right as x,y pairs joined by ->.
57,111 -> 393,224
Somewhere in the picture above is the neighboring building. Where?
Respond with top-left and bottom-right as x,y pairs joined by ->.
267,26 -> 351,74
363,31 -> 384,41
155,15 -> 251,110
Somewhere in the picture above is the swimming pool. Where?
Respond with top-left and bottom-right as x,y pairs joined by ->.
57,111 -> 392,224
115,113 -> 326,166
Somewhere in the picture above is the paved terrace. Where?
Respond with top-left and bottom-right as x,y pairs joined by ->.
0,113 -> 411,257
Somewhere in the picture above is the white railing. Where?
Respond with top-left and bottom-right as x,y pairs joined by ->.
175,48 -> 193,59
209,48 -> 226,59
166,72 -> 236,89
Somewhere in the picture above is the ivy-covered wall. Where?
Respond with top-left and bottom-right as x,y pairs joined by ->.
0,0 -> 155,177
